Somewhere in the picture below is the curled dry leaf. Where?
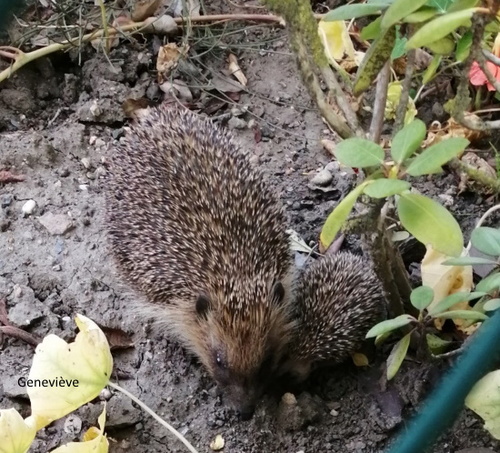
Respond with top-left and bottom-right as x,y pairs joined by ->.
421,246 -> 474,332
99,326 -> 134,351
228,54 -> 247,87
160,79 -> 193,102
351,352 -> 369,367
210,434 -> 225,451
131,0 -> 162,22
157,43 -> 187,83
458,152 -> 497,195
318,19 -> 355,62
423,117 -> 484,149
143,15 -> 178,35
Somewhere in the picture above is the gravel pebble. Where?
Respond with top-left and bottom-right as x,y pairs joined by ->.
21,200 -> 37,215
311,168 -> 333,186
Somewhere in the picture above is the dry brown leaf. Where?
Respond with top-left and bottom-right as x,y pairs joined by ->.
458,152 -> 497,195
157,43 -> 188,83
131,0 -> 162,22
0,169 -> 25,184
98,325 -> 135,351
422,117 -> 484,148
228,54 -> 247,87
122,98 -> 155,118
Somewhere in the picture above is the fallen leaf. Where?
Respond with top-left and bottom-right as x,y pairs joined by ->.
98,326 -> 134,351
385,81 -> 417,125
28,314 -> 113,429
122,98 -> 155,119
0,170 -> 25,184
228,54 -> 247,87
131,0 -> 162,21
352,352 -> 369,367
0,409 -> 37,453
421,246 -> 474,331
458,152 -> 497,195
318,19 -> 355,62
157,43 -> 187,83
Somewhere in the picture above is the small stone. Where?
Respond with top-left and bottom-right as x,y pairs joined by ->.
100,388 -> 112,401
228,117 -> 247,130
95,138 -> 105,148
60,168 -> 70,177
95,167 -> 106,178
311,168 -> 333,186
63,415 -> 82,435
89,135 -> 97,145
325,161 -> 340,173
330,409 -> 339,416
79,185 -> 89,191
52,264 -> 62,271
1,194 -> 13,208
38,212 -> 75,235
112,128 -> 124,139
81,157 -> 91,169
22,200 -> 37,215
210,434 -> 225,451
282,392 -> 298,405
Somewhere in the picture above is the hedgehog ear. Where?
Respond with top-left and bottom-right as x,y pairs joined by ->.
196,294 -> 211,319
271,281 -> 285,305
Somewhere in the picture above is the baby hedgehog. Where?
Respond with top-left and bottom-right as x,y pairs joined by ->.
281,252 -> 386,381
106,104 -> 295,419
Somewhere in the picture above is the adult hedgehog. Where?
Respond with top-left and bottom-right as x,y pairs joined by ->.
106,103 -> 294,419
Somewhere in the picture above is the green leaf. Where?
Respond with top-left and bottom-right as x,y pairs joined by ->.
354,26 -> 397,95
397,192 -> 463,257
476,272 -> 500,293
443,257 -> 498,266
422,55 -> 442,84
375,330 -> 394,346
426,333 -> 452,355
406,9 -> 476,49
427,36 -> 455,55
426,0 -> 453,12
406,137 -> 469,176
391,119 -> 427,163
391,31 -> 408,60
432,310 -> 488,321
484,298 -> 500,311
365,314 -> 415,338
387,332 -> 411,380
411,285 -> 434,310
403,6 -> 438,23
471,227 -> 500,257
446,0 -> 479,13
334,138 -> 385,168
320,183 -> 369,250
382,0 -> 428,29
361,17 -> 383,40
325,3 -> 389,21
428,291 -> 486,315
363,179 -> 410,198
456,31 -> 472,62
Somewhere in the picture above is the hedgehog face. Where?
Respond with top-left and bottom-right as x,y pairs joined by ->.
194,280 -> 293,419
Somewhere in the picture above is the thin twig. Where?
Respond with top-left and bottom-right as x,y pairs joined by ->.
0,326 -> 41,347
369,61 -> 390,142
483,49 -> 500,66
476,50 -> 500,92
393,49 -> 415,134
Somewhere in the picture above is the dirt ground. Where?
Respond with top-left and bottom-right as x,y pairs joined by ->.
1,2 -> 500,453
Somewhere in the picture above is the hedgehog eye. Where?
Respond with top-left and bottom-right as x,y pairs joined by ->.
271,281 -> 285,305
196,294 -> 211,319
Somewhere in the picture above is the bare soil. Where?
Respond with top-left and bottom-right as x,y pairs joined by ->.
1,3 -> 499,453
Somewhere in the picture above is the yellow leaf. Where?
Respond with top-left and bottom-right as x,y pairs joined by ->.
318,20 -> 355,62
28,314 -> 113,429
421,246 -> 473,330
50,406 -> 109,453
0,410 -> 37,453
385,81 -> 417,125
465,370 -> 500,440
210,434 -> 225,451
351,352 -> 369,367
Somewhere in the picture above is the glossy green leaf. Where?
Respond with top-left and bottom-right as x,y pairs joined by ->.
365,314 -> 415,338
382,0 -> 428,29
411,285 -> 434,310
428,291 -> 486,315
406,137 -> 469,176
334,138 -> 385,168
484,298 -> 500,312
447,0 -> 479,13
391,29 -> 407,59
320,183 -> 369,250
403,7 -> 438,23
422,55 -> 442,84
476,272 -> 500,293
432,310 -> 488,321
406,9 -> 475,49
471,227 -> 500,257
391,119 -> 426,163
443,257 -> 497,266
354,26 -> 397,95
397,192 -> 463,257
426,333 -> 452,355
363,179 -> 410,198
456,31 -> 472,62
387,332 -> 411,380
325,3 -> 389,21
375,330 -> 394,346
361,17 -> 383,40
427,0 -> 452,12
